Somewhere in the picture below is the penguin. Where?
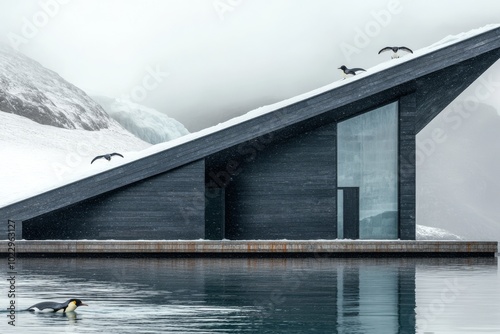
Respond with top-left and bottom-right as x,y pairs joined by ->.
338,65 -> 366,79
378,46 -> 413,59
27,299 -> 88,313
91,152 -> 124,164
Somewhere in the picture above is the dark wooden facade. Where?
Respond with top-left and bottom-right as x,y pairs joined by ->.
1,26 -> 499,241
399,94 -> 417,240
23,160 -> 205,240
223,122 -> 337,240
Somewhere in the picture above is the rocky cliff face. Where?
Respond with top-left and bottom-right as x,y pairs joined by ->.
0,44 -> 113,130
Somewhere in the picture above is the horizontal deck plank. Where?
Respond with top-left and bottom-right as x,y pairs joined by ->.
1,240 -> 496,256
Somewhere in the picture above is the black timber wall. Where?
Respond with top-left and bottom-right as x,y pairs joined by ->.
399,94 -> 416,240
22,160 -> 205,240
223,122 -> 337,240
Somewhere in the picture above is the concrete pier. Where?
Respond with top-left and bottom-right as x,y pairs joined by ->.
1,240 -> 497,257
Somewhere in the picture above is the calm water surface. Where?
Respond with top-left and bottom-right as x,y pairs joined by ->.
0,256 -> 498,333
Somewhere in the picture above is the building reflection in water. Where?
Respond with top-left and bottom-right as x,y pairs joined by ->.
13,257 -> 496,333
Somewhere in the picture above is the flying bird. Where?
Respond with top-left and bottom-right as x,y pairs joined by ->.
27,299 -> 88,313
91,152 -> 124,164
338,65 -> 366,79
378,46 -> 413,59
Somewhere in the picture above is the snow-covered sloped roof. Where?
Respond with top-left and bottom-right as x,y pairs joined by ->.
1,24 -> 499,221
127,25 -> 500,156
92,24 -> 500,170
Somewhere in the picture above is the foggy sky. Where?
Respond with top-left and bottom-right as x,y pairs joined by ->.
0,0 -> 499,131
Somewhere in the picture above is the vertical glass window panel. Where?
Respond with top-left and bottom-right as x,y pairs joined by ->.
337,102 -> 398,239
337,189 -> 344,239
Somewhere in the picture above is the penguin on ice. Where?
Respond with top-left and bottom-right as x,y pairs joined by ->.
378,46 -> 413,59
27,299 -> 88,313
338,65 -> 366,79
91,152 -> 124,164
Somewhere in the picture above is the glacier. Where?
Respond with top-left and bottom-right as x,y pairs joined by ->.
93,96 -> 189,144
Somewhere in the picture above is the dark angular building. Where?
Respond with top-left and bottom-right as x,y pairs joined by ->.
1,26 -> 499,241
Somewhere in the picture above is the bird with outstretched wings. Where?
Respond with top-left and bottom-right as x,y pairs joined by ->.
378,46 -> 413,58
91,153 -> 124,164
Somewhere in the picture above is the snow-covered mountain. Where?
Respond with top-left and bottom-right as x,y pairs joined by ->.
93,96 -> 189,144
0,44 -> 152,207
0,44 -> 114,131
0,112 -> 150,207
